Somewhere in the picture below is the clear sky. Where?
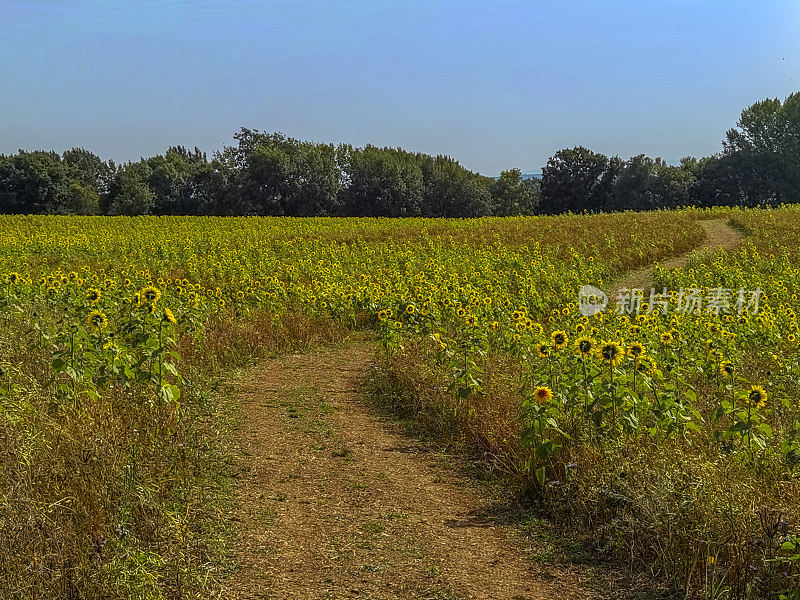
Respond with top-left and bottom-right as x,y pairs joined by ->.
1,1 -> 798,175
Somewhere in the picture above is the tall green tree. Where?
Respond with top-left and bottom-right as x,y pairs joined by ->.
105,163 -> 155,215
490,169 -> 539,215
704,92 -> 800,205
339,145 -> 424,217
142,147 -> 221,215
540,147 -> 618,213
217,130 -> 342,216
609,156 -> 695,211
0,151 -> 100,214
420,155 -> 492,217
62,147 -> 113,196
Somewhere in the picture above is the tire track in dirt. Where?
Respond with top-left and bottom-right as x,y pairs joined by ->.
225,339 -> 596,600
608,218 -> 745,294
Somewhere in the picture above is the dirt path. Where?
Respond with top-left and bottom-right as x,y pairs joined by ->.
225,340 -> 595,600
609,218 -> 744,293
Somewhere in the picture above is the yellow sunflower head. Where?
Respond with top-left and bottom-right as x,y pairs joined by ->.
719,361 -> 734,377
533,386 -> 553,404
86,310 -> 108,331
627,342 -> 645,360
551,330 -> 568,349
141,285 -> 161,305
574,336 -> 595,358
598,340 -> 623,366
747,385 -> 767,409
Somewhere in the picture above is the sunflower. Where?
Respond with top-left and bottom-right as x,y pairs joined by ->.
406,304 -> 416,314
627,342 -> 645,360
532,386 -> 553,404
87,310 -> 108,331
432,332 -> 446,349
551,330 -> 568,349
598,340 -> 623,366
660,332 -> 674,345
466,315 -> 478,327
574,336 -> 595,358
536,343 -> 550,358
719,361 -> 734,377
633,355 -> 655,374
162,308 -> 177,324
86,288 -> 101,304
141,285 -> 161,304
747,385 -> 767,409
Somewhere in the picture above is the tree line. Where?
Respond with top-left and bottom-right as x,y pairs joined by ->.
1,92 -> 798,217
540,92 -> 800,213
0,131 -> 538,217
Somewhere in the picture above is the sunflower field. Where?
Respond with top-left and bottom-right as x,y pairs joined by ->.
1,208 -> 799,598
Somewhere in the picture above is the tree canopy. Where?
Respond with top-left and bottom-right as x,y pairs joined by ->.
1,92 -> 798,216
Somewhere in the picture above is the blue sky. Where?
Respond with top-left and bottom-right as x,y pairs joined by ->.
1,1 -> 798,175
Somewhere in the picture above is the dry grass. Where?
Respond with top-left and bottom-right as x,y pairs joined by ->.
369,339 -> 800,599
0,307 -> 348,599
179,310 -> 350,372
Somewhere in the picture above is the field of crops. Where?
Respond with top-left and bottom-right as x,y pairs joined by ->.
1,207 -> 799,598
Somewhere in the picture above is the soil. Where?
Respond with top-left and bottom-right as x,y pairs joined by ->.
225,341 -> 597,599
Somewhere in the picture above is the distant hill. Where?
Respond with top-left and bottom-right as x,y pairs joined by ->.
490,172 -> 542,180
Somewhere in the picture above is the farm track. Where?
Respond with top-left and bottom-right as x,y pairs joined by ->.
225,338 -> 597,599
608,218 -> 745,293
224,218 -> 746,599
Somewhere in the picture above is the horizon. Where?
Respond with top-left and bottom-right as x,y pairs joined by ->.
1,1 -> 799,176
